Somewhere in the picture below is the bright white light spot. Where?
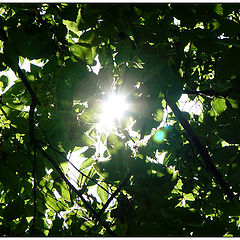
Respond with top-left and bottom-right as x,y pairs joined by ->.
178,94 -> 202,115
92,55 -> 101,75
21,58 -> 44,72
173,17 -> 180,26
98,94 -> 128,131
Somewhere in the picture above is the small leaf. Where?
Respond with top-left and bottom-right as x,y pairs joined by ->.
216,48 -> 240,83
8,27 -> 29,57
11,116 -> 29,134
81,147 -> 96,158
97,181 -> 109,204
45,195 -> 60,212
219,123 -> 240,144
115,39 -> 132,65
155,108 -> 164,122
0,165 -> 18,190
63,20 -> 81,36
211,98 -> 227,115
43,56 -> 59,74
3,41 -> 18,71
55,180 -> 71,202
69,43 -> 95,65
107,134 -> 124,153
80,157 -> 96,170
0,75 -> 9,90
212,146 -> 238,165
3,198 -> 25,221
0,53 -> 7,71
175,207 -> 203,227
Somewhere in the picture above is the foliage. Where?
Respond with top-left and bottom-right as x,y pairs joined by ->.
0,3 -> 240,236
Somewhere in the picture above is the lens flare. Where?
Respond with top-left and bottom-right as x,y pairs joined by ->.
153,128 -> 167,143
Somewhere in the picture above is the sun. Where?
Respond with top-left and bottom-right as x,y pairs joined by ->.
97,93 -> 129,131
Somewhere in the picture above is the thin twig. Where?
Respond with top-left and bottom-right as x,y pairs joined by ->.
182,88 -> 231,98
36,144 -> 116,236
37,140 -> 112,195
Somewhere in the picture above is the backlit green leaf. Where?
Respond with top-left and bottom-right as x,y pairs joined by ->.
211,98 -> 227,115
97,181 -> 109,204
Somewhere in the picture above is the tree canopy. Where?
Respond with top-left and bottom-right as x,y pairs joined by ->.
0,3 -> 240,236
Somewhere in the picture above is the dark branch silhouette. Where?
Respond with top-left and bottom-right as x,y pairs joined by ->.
96,172 -> 132,220
167,99 -> 234,200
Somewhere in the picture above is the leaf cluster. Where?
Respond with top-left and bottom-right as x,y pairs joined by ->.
0,3 -> 240,237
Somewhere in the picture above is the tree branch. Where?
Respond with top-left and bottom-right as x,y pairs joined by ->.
96,172 -> 132,220
37,140 -> 111,196
182,89 -> 216,97
166,99 -> 234,200
25,86 -> 39,232
17,66 -> 41,106
182,89 -> 230,98
36,143 -> 116,236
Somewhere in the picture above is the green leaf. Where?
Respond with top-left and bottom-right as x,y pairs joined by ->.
48,216 -> 64,236
211,98 -> 227,115
172,4 -> 197,28
115,39 -> 133,65
55,180 -> 71,202
69,43 -> 96,65
154,108 -> 164,122
63,20 -> 80,36
216,48 -> 240,83
11,116 -> 29,134
8,27 -> 29,56
0,165 -> 18,190
3,41 -> 18,71
175,207 -> 203,227
219,123 -> 240,144
107,134 -> 124,153
8,152 -> 32,174
94,157 -> 126,182
0,75 -> 9,91
97,181 -> 109,204
80,30 -> 100,46
223,201 -> 240,217
61,4 -> 79,21
80,157 -> 96,170
27,34 -> 55,60
218,19 -> 240,37
45,195 -> 60,212
0,53 -> 7,71
80,106 -> 100,123
155,61 -> 183,102
228,164 -> 240,185
42,56 -> 59,74
8,26 -> 55,60
212,146 -> 238,165
193,218 -> 227,236
3,198 -> 25,221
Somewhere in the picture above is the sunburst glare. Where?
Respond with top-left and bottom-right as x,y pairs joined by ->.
97,93 -> 129,131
